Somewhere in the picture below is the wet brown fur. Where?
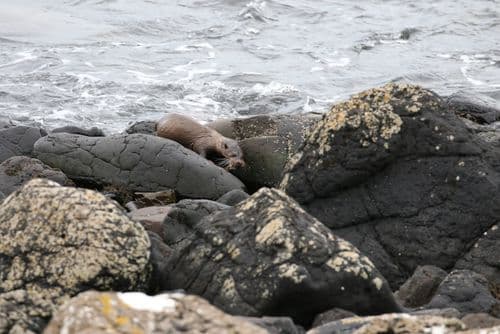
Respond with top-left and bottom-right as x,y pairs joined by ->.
156,113 -> 245,171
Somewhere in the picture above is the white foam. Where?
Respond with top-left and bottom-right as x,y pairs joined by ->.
118,292 -> 177,313
0,51 -> 37,69
175,43 -> 214,52
126,70 -> 162,84
327,57 -> 350,67
251,81 -> 297,95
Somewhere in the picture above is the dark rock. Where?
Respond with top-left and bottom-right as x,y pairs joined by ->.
399,28 -> 418,40
0,156 -> 74,196
33,133 -> 245,199
233,136 -> 290,190
134,189 -> 177,208
461,313 -> 500,330
455,223 -> 500,299
280,83 -> 500,288
0,125 -> 46,163
44,291 -> 267,334
312,308 -> 357,328
148,231 -> 173,294
124,120 -> 157,135
307,314 -> 465,334
0,179 -> 151,333
217,189 -> 250,206
51,125 -> 105,137
0,118 -> 14,129
161,199 -> 230,246
447,90 -> 500,124
163,188 -> 400,326
395,265 -> 448,308
239,316 -> 304,334
425,270 -> 498,316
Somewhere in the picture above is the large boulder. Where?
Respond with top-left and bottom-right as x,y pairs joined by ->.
163,188 -> 400,326
0,125 -> 46,163
33,133 -> 245,199
0,179 -> 151,333
0,156 -> 73,196
51,125 -> 105,137
280,83 -> 500,287
424,270 -> 498,316
43,291 -> 267,334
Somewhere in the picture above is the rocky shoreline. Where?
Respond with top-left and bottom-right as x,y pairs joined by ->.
0,83 -> 499,333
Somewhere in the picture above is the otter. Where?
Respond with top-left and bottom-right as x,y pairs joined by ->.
156,113 -> 245,171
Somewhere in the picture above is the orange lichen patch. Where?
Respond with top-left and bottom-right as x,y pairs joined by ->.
100,293 -> 113,316
115,316 -> 130,326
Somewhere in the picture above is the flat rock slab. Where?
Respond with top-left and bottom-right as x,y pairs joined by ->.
280,83 -> 500,288
0,155 -> 73,196
164,188 -> 400,326
43,291 -> 267,334
0,125 -> 46,163
0,179 -> 151,333
33,133 -> 245,199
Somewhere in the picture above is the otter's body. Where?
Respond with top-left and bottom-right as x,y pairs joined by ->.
156,113 -> 245,170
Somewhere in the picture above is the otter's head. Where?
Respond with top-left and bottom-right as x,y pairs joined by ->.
219,137 -> 245,171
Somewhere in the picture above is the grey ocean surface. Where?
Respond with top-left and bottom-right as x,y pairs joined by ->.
0,0 -> 499,133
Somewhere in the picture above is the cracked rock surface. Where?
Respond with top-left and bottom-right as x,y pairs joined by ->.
0,156 -> 73,196
280,83 -> 500,288
163,187 -> 400,326
43,291 -> 267,334
0,126 -> 46,163
33,133 -> 245,199
0,179 -> 151,333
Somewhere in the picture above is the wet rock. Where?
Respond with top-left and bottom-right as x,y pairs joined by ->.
0,179 -> 151,333
161,199 -> 230,246
217,188 -> 250,206
124,120 -> 157,135
462,313 -> 500,330
51,125 -> 105,137
447,90 -> 500,124
163,188 -> 400,326
454,224 -> 500,299
280,83 -> 500,288
0,125 -> 46,163
307,314 -> 465,334
134,189 -> 176,208
239,316 -> 303,334
209,113 -> 320,190
0,118 -> 14,129
425,270 -> 498,316
43,291 -> 267,334
395,265 -> 448,308
312,308 -> 358,328
233,136 -> 290,190
0,156 -> 73,196
33,133 -> 245,199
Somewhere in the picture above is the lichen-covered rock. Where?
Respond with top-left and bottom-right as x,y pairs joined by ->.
0,290 -> 50,334
460,326 -> 500,334
454,224 -> 500,299
0,156 -> 73,196
425,270 -> 498,316
0,179 -> 151,333
43,291 -> 267,334
208,113 -> 320,190
33,133 -> 245,199
280,83 -> 500,287
395,265 -> 448,308
238,316 -> 303,334
312,308 -> 358,328
0,125 -> 46,163
163,188 -> 400,326
461,313 -> 500,330
307,314 -> 465,334
51,125 -> 105,137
